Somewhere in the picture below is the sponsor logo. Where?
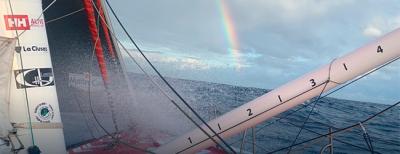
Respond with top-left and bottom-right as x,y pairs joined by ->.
68,72 -> 103,91
22,45 -> 48,52
14,68 -> 54,89
4,15 -> 44,30
34,102 -> 54,123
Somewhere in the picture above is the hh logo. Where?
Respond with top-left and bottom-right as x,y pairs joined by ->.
4,15 -> 30,30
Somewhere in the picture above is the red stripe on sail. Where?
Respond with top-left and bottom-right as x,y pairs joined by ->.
83,0 -> 109,84
96,0 -> 116,60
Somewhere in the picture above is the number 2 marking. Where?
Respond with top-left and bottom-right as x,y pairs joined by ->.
247,109 -> 253,116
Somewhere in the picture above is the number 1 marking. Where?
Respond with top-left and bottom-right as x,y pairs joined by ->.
343,63 -> 348,70
188,137 -> 192,144
218,123 -> 222,130
278,95 -> 283,102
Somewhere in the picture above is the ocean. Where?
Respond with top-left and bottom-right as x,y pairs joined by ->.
61,72 -> 400,154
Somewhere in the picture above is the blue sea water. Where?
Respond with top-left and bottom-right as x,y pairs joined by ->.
165,75 -> 400,154
62,72 -> 400,154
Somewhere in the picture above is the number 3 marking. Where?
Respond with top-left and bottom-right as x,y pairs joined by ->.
310,79 -> 316,87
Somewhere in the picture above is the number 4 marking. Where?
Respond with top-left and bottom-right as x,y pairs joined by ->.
377,45 -> 383,53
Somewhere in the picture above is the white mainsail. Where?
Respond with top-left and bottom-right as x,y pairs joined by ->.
0,37 -> 15,139
0,0 -> 66,153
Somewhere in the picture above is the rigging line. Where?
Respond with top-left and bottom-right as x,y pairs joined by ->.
101,1 -> 236,153
256,55 -> 400,134
89,1 -> 230,152
16,0 -> 57,38
266,100 -> 400,154
235,56 -> 399,151
180,79 -> 331,151
281,104 -> 400,148
230,111 -> 374,153
286,85 -> 326,154
7,0 -> 35,146
287,59 -> 337,154
182,56 -> 398,151
359,122 -> 375,154
103,1 -> 236,153
115,35 -> 231,152
282,120 -> 375,152
266,99 -> 398,151
71,90 -> 97,139
90,0 -> 221,144
229,49 -> 399,154
116,37 -> 231,153
321,56 -> 400,99
18,0 -> 57,37
86,19 -> 154,154
95,6 -> 120,137
255,100 -> 315,134
46,8 -> 84,24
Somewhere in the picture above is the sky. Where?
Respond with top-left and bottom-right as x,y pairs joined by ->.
108,0 -> 400,104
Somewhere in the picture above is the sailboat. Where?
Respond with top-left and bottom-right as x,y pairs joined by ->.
0,0 -> 399,153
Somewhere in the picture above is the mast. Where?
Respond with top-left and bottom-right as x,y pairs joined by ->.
155,28 -> 400,153
0,0 -> 66,153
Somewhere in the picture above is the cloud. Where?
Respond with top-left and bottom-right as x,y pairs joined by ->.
110,0 -> 400,104
363,26 -> 383,38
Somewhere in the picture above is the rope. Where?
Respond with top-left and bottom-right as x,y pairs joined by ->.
7,0 -> 35,146
95,0 -> 116,60
95,1 -> 399,153
103,1 -> 237,153
266,100 -> 400,154
89,1 -> 231,153
85,14 -> 154,153
359,122 -> 375,154
287,59 -> 337,153
283,120 -> 374,152
246,55 -> 400,152
46,8 -> 84,24
256,55 -> 400,135
71,92 -> 97,139
16,0 -> 57,38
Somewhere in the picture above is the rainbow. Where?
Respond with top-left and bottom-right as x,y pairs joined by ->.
217,0 -> 242,70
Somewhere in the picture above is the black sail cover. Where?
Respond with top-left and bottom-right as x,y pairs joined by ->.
43,0 -> 132,148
